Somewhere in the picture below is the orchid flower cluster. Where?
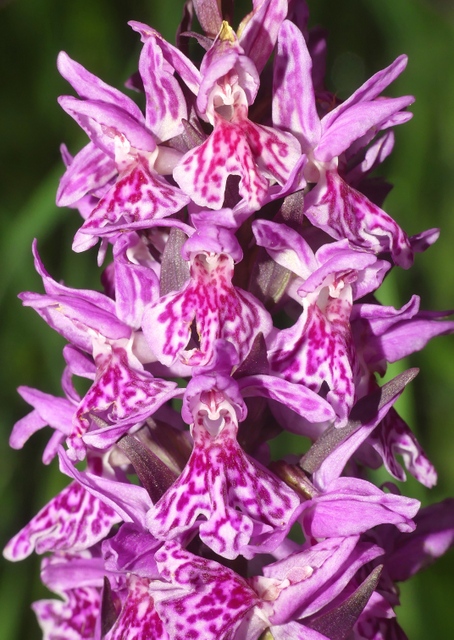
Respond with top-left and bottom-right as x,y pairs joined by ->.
5,0 -> 454,638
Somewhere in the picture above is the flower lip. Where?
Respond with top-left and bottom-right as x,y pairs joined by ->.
207,77 -> 249,124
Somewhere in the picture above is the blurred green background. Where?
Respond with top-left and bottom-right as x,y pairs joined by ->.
1,0 -> 453,637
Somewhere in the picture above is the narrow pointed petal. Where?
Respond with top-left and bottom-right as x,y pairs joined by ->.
57,51 -> 143,119
140,36 -> 187,142
56,142 -> 116,208
129,21 -> 202,94
252,218 -> 317,280
21,242 -> 128,351
307,369 -> 418,489
369,407 -> 437,487
273,19 -> 321,150
112,234 -> 160,329
300,477 -> 419,538
385,498 -> 454,582
59,448 -> 152,526
58,97 -> 155,158
10,387 -> 73,450
239,0 -> 289,74
265,537 -> 382,623
239,375 -> 336,424
317,97 -> 413,162
322,55 -> 409,132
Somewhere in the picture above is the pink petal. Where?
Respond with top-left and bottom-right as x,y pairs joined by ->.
33,587 -> 101,640
105,576 -> 168,640
304,170 -> 413,268
273,20 -> 321,150
147,415 -> 301,559
3,482 -> 121,560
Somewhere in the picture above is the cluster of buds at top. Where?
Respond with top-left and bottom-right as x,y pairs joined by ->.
4,1 -> 454,639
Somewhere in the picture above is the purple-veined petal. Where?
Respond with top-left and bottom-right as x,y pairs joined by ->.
241,117 -> 301,187
104,576 -> 168,640
151,541 -> 260,640
33,586 -> 101,640
198,28 -> 254,114
273,19 -> 321,150
59,448 -> 152,526
112,234 -> 160,329
239,0 -> 289,74
143,251 -> 272,367
129,21 -> 202,94
304,170 -> 413,268
71,341 -> 179,451
77,156 -> 189,242
268,297 -> 358,426
56,142 -> 116,208
147,414 -> 301,559
140,36 -> 187,143
58,51 -> 143,119
58,96 -> 155,158
317,97 -> 413,162
321,55 -> 409,132
3,482 -> 121,561
369,407 -> 437,487
173,117 -> 269,210
174,111 -> 300,210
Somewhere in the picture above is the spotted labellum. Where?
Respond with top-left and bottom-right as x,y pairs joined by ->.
5,1 -> 454,638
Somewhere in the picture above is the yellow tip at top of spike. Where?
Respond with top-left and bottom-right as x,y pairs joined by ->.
219,21 -> 236,43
